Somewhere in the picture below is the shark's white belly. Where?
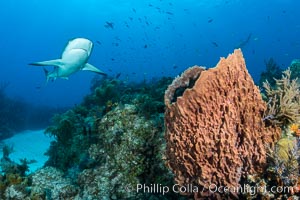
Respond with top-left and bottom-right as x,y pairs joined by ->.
58,48 -> 89,77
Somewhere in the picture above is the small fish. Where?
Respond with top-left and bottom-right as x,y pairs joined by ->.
173,65 -> 178,69
132,8 -> 136,13
148,4 -> 153,7
211,41 -> 218,47
144,44 -> 148,48
115,73 -> 121,79
111,58 -> 115,61
235,33 -> 252,49
104,21 -> 114,29
96,41 -> 101,45
165,11 -> 174,15
208,18 -> 213,23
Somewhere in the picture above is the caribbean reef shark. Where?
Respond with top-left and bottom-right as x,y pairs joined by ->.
29,38 -> 106,82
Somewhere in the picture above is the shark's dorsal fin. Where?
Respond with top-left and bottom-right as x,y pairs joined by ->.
82,63 -> 107,75
29,59 -> 63,67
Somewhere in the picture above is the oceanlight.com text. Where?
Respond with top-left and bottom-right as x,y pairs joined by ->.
125,183 -> 294,196
208,184 -> 293,196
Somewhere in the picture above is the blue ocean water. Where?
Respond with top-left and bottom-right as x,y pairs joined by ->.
0,0 -> 299,107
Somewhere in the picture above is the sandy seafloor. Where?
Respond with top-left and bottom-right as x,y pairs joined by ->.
0,130 -> 53,174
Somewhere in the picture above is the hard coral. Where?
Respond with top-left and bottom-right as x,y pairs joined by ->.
30,167 -> 78,199
164,49 -> 281,199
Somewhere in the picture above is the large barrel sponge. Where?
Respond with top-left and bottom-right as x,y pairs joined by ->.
164,49 -> 280,199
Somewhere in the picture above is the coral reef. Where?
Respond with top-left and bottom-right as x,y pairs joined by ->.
77,104 -> 177,199
44,108 -> 96,172
0,77 -> 181,199
84,76 -> 172,118
164,49 -> 281,199
32,76 -> 181,199
263,68 -> 300,126
0,144 -> 33,199
30,167 -> 78,199
261,133 -> 300,199
4,50 -> 300,199
84,78 -> 123,109
133,77 -> 171,119
250,66 -> 300,199
27,103 -> 180,200
270,136 -> 299,185
44,75 -> 172,175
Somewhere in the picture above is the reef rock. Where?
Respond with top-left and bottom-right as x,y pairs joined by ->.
164,49 -> 281,199
30,167 -> 78,199
78,104 -> 169,199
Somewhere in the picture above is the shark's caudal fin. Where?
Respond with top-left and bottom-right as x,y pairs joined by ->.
29,59 -> 63,67
82,63 -> 107,75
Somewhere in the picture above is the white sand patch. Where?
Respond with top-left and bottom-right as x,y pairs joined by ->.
0,129 -> 54,174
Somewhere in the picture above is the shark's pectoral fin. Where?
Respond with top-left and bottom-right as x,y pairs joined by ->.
82,63 -> 106,75
29,59 -> 63,67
